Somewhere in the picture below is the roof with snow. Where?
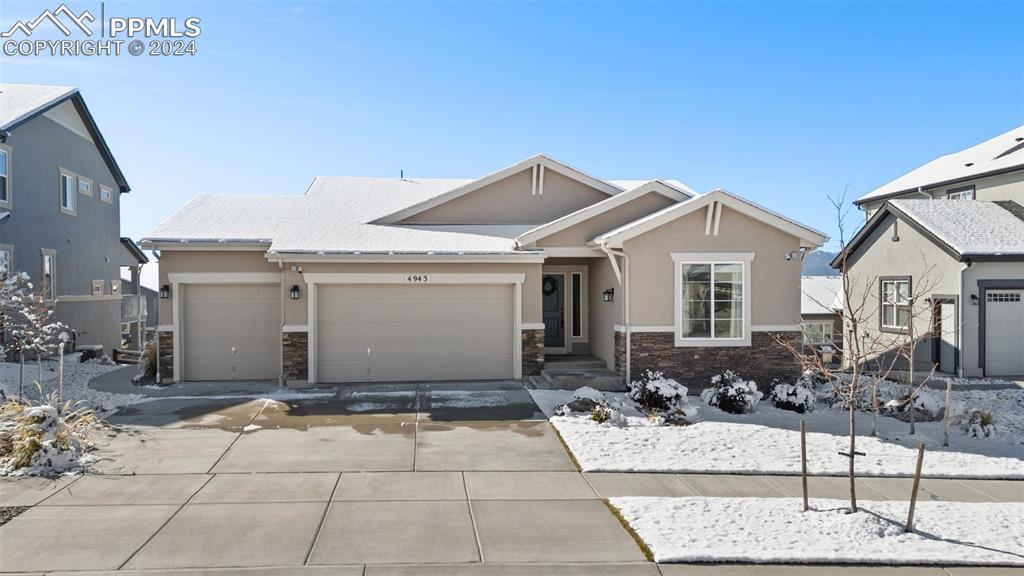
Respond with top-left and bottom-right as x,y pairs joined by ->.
801,276 -> 843,315
857,125 -> 1024,204
0,83 -> 130,192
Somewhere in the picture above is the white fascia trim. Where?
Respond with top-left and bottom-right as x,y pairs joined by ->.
672,252 -> 754,348
305,272 -> 525,384
167,273 -> 281,284
541,247 -> 601,257
374,154 -> 624,224
752,324 -> 801,332
142,241 -> 272,251
516,181 -> 688,246
268,253 -> 547,264
522,322 -> 545,330
282,325 -> 309,332
595,190 -> 828,249
614,324 -> 674,332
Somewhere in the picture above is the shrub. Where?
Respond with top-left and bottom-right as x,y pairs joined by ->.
628,370 -> 689,413
591,403 -> 614,424
961,410 -> 997,438
769,380 -> 815,413
883,386 -> 945,422
700,371 -> 762,414
0,388 -> 99,476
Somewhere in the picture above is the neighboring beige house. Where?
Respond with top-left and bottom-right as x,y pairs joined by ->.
835,126 -> 1024,378
142,155 -> 826,388
800,275 -> 843,364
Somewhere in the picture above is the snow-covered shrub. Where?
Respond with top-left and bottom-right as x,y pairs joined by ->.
628,370 -> 689,413
0,388 -> 99,476
700,371 -> 762,414
884,386 -> 945,422
961,409 -> 997,439
769,380 -> 815,413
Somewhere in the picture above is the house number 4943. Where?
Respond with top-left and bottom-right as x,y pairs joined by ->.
406,274 -> 430,283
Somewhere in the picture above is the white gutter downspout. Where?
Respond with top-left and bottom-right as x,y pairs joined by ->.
276,253 -> 286,387
600,242 -> 630,385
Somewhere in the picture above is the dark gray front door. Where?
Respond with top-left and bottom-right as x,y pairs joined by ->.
542,274 -> 565,349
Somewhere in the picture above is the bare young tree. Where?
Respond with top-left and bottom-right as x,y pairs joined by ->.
1,271 -> 70,399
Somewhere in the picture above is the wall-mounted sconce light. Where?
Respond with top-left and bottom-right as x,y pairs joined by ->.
603,288 -> 614,302
290,285 -> 302,300
970,293 -> 979,306
159,285 -> 170,299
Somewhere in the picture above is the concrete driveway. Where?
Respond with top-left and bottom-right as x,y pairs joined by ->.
1,380 -> 1020,575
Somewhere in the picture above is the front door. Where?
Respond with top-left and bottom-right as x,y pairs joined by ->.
937,301 -> 956,374
542,274 -> 565,351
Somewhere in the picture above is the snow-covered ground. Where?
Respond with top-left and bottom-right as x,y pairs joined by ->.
531,387 -> 1024,479
611,496 -> 1024,565
0,359 -> 143,416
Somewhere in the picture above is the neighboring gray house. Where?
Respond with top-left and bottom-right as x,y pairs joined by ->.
835,125 -> 1024,377
0,84 -> 139,356
800,275 -> 843,364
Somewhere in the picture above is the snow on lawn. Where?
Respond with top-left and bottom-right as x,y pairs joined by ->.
530,389 -> 1024,479
611,496 -> 1024,566
0,360 -> 143,416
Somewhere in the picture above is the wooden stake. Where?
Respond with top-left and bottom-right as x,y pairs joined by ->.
906,442 -> 926,533
57,342 -> 64,403
800,419 -> 809,512
943,380 -> 952,447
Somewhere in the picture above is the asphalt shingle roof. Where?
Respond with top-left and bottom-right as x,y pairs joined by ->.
889,199 -> 1024,257
0,83 -> 77,130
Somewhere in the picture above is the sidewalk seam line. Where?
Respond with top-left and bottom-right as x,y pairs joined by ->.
304,472 -> 343,565
115,474 -> 215,570
464,471 -> 485,563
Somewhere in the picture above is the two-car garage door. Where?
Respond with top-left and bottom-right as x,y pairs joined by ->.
316,284 -> 514,383
985,290 -> 1024,377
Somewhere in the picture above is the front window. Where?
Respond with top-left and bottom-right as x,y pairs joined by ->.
947,186 -> 975,200
59,170 -> 76,214
803,321 -> 832,345
881,278 -> 910,330
41,251 -> 56,301
679,262 -> 744,339
0,148 -> 9,205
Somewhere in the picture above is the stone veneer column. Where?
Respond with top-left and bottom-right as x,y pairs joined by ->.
521,329 -> 545,377
282,331 -> 309,384
157,330 -> 173,382
626,331 -> 802,390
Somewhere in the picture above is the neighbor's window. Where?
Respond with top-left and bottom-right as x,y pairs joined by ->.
679,262 -> 744,339
41,250 -> 56,301
78,176 -> 93,197
881,279 -> 910,330
0,147 -> 9,205
802,322 -> 832,345
947,186 -> 975,200
59,170 -> 76,214
99,184 -> 113,203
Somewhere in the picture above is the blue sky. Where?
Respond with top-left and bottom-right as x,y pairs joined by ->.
4,0 -> 1023,261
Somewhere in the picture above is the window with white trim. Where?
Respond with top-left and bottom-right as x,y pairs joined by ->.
59,169 -> 76,214
802,321 -> 832,345
0,147 -> 9,206
78,176 -> 93,197
946,186 -> 974,200
881,278 -> 910,330
679,262 -> 744,339
99,184 -> 113,203
41,250 -> 56,301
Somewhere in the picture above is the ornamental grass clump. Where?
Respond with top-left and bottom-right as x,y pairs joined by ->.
700,371 -> 762,414
0,387 -> 100,477
961,409 -> 997,439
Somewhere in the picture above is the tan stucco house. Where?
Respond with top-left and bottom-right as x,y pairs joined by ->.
835,125 -> 1024,378
142,155 -> 826,387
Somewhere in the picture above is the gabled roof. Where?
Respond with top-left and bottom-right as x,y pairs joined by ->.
591,188 -> 828,249
515,179 -> 692,246
856,125 -> 1024,205
0,83 -> 131,193
832,199 -> 1024,266
120,237 -> 149,264
373,154 -> 625,224
801,275 -> 843,315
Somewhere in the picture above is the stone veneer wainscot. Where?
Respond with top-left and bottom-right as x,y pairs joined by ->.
282,331 -> 309,383
521,329 -> 545,377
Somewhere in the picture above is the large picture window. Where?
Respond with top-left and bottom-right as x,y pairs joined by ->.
880,278 -> 910,331
673,253 -> 752,346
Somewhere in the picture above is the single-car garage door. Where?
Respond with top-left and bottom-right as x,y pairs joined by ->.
317,284 -> 514,383
985,290 -> 1024,376
183,284 -> 281,381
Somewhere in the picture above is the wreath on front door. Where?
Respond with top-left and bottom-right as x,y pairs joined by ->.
542,277 -> 557,296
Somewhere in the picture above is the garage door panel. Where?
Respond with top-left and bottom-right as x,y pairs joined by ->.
985,290 -> 1024,377
317,284 -> 514,383
183,284 -> 280,381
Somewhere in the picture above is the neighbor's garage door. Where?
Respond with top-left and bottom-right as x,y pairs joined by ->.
985,290 -> 1024,376
317,284 -> 514,383
183,284 -> 281,381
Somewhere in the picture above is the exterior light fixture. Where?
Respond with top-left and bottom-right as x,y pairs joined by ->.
159,285 -> 170,299
290,285 -> 301,300
970,293 -> 979,306
603,288 -> 614,302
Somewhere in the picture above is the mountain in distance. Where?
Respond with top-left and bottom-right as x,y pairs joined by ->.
801,250 -> 839,276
